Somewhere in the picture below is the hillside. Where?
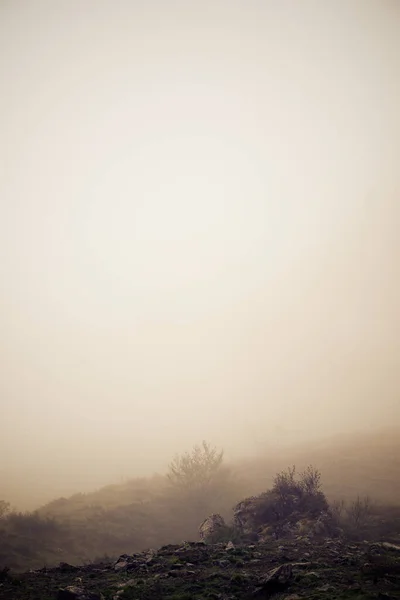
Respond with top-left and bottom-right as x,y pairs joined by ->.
1,428 -> 399,573
37,427 -> 400,521
1,538 -> 400,600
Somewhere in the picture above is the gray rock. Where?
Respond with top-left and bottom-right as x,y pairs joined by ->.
380,542 -> 400,552
114,560 -> 128,572
318,583 -> 336,592
57,586 -> 104,600
254,563 -> 293,595
304,571 -> 321,579
115,579 -> 137,589
199,514 -> 226,542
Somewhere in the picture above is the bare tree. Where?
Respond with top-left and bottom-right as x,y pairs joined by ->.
167,441 -> 224,491
346,495 -> 372,529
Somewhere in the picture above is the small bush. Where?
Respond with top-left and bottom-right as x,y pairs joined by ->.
167,441 -> 224,491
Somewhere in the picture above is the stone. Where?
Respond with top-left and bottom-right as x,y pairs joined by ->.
318,583 -> 336,592
199,514 -> 226,542
115,579 -> 137,589
57,586 -> 105,600
380,542 -> 400,552
114,560 -> 128,572
254,563 -> 293,595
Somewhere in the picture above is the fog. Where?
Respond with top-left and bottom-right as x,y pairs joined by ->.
1,0 -> 399,508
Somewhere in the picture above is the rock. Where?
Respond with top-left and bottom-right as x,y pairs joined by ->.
348,583 -> 362,591
296,518 -> 315,536
115,579 -> 137,589
199,514 -> 226,542
380,542 -> 400,552
57,586 -> 104,600
304,570 -> 320,578
258,525 -> 274,541
226,541 -> 235,551
264,564 -> 293,584
254,563 -> 293,595
291,561 -> 312,569
233,497 -> 260,535
114,559 -> 128,572
318,583 -> 336,592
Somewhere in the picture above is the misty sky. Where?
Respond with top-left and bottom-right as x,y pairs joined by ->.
1,1 -> 399,504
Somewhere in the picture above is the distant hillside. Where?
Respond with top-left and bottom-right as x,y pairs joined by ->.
1,427 -> 399,572
233,427 -> 400,504
34,427 -> 400,521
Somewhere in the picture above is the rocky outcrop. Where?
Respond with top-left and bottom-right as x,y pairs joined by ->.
232,493 -> 341,543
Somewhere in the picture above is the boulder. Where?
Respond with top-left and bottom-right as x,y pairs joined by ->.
233,497 -> 259,535
199,514 -> 226,542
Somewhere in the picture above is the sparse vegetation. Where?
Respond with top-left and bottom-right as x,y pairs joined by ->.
1,441 -> 400,574
167,441 -> 224,491
328,495 -> 398,542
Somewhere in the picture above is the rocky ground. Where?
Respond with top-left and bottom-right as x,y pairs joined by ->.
0,538 -> 399,600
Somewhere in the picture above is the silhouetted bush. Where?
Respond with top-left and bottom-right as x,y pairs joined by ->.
234,465 -> 330,538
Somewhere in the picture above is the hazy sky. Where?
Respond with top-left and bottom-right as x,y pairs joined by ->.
1,0 -> 399,504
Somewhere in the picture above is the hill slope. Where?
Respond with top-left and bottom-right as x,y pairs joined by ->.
1,538 -> 400,600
